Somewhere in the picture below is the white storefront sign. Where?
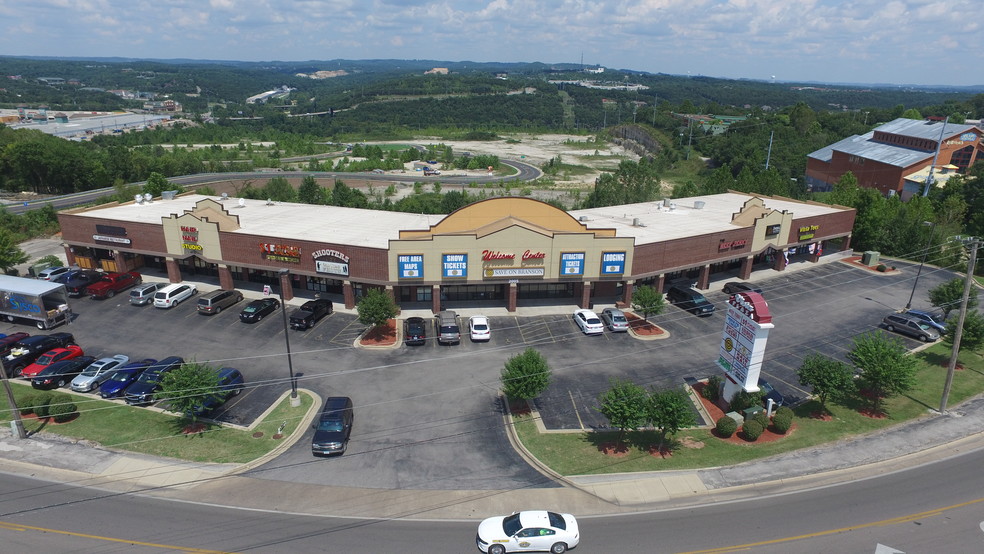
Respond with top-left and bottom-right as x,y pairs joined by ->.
717,291 -> 773,397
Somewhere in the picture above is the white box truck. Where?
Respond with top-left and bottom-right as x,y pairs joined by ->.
0,275 -> 72,329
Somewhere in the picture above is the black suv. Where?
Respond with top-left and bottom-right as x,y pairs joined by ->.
311,396 -> 354,456
3,333 -> 76,376
404,317 -> 427,346
124,356 -> 185,405
666,284 -> 716,316
64,270 -> 104,297
289,299 -> 333,330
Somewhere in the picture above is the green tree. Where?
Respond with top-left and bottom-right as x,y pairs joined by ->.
944,310 -> 984,353
263,177 -> 297,202
597,378 -> 649,445
647,386 -> 697,453
847,332 -> 918,414
500,348 -> 551,401
796,353 -> 855,414
158,361 -> 220,426
0,230 -> 29,274
630,285 -> 665,322
355,288 -> 399,329
297,175 -> 324,205
142,172 -> 172,198
929,278 -> 978,320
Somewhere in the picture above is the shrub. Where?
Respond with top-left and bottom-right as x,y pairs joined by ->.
742,419 -> 764,441
715,415 -> 737,437
728,389 -> 763,413
774,406 -> 794,419
752,412 -> 769,429
876,264 -> 887,272
772,410 -> 793,434
48,401 -> 78,423
31,392 -> 54,418
702,375 -> 722,401
18,394 -> 36,415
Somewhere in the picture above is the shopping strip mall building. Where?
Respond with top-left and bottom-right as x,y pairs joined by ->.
57,192 -> 856,311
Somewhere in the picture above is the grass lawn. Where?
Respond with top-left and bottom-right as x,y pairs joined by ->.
516,343 -> 984,475
0,385 -> 314,464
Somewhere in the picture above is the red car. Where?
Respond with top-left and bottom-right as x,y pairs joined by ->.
86,271 -> 142,299
20,345 -> 85,379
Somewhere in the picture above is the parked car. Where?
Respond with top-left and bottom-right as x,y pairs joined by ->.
3,333 -> 76,377
883,313 -> 940,342
124,356 -> 185,405
289,298 -> 333,329
722,281 -> 763,295
31,356 -> 96,390
469,315 -> 491,341
905,309 -> 947,334
435,310 -> 460,345
599,308 -> 629,332
197,289 -> 244,315
404,316 -> 427,346
311,396 -> 354,456
51,268 -> 86,284
129,282 -> 164,306
239,298 -> 281,323
0,332 -> 30,359
37,266 -> 71,281
758,378 -> 785,408
64,269 -> 104,297
71,354 -> 130,392
20,344 -> 85,379
86,271 -> 142,299
190,367 -> 245,416
153,283 -> 198,309
99,359 -> 157,399
666,284 -> 716,316
476,510 -> 580,554
573,309 -> 604,335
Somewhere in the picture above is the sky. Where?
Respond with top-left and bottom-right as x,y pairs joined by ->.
1,0 -> 981,87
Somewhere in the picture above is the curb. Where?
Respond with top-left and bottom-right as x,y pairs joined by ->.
230,388 -> 321,475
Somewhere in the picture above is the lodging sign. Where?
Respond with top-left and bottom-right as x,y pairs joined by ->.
398,254 -> 423,279
716,291 -> 773,390
601,251 -> 626,275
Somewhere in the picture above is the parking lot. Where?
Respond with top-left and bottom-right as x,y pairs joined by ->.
0,258 -> 963,490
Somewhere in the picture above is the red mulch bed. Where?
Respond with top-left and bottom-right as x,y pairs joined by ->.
691,382 -> 794,444
182,423 -> 208,435
624,312 -> 665,336
810,411 -> 834,421
360,319 -> 397,346
599,441 -> 630,457
841,256 -> 899,274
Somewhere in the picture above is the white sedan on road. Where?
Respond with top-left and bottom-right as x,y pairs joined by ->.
572,309 -> 604,335
476,510 -> 580,553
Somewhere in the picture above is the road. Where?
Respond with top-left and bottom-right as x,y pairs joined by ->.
1,442 -> 982,552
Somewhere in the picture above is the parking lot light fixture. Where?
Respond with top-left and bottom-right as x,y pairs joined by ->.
278,268 -> 299,406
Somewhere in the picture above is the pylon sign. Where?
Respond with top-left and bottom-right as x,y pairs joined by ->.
717,291 -> 773,394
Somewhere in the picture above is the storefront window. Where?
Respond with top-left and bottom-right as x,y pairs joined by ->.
306,277 -> 344,294
517,283 -> 574,299
441,285 -> 502,301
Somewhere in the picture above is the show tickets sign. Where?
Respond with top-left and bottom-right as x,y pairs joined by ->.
716,291 -> 773,389
442,254 -> 467,278
260,242 -> 301,263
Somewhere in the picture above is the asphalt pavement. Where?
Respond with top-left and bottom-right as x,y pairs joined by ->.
2,245 -> 984,520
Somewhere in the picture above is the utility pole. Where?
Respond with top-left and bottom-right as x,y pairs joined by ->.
764,130 -> 774,170
940,237 -> 979,414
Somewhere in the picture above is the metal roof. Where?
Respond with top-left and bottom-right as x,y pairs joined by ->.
808,118 -> 979,169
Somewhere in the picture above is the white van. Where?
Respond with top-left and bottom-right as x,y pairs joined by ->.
153,283 -> 198,309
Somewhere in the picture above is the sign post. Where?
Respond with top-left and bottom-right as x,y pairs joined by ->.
716,291 -> 774,402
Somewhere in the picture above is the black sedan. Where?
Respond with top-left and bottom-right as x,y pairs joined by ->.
239,298 -> 281,323
722,281 -> 763,295
31,356 -> 96,390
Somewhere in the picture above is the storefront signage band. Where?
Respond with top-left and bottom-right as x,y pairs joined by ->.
484,267 -> 545,278
316,260 -> 349,276
718,239 -> 747,251
93,234 -> 132,245
311,248 -> 350,263
482,250 -> 546,262
798,224 -> 820,241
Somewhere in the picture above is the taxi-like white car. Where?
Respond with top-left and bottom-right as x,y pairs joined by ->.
476,510 -> 579,554
469,315 -> 491,342
572,309 -> 604,335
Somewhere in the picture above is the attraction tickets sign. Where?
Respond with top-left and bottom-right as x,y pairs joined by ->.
717,291 -> 773,390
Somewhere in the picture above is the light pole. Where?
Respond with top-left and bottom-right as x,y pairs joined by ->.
277,268 -> 299,405
905,221 -> 937,311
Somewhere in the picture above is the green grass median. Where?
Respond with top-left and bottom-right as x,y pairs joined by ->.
0,385 -> 314,464
515,343 -> 984,475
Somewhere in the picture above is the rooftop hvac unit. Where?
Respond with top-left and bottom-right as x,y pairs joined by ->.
669,203 -> 677,210
663,198 -> 671,208
579,215 -> 588,222
694,201 -> 705,209
161,190 -> 177,200
632,218 -> 646,227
